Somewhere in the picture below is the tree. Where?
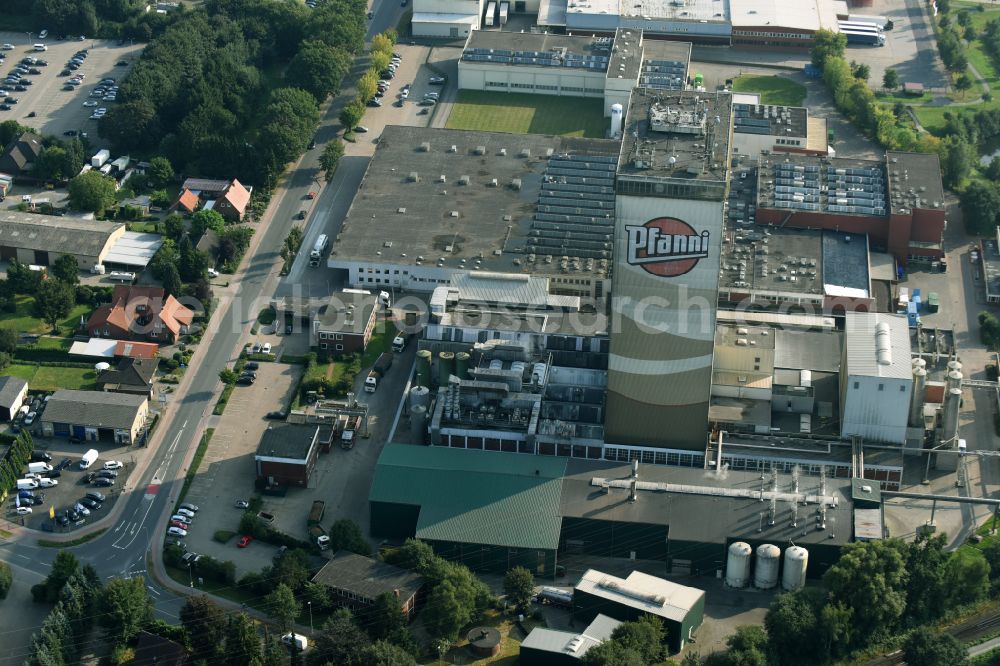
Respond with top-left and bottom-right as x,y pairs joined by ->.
582,640 -> 646,666
903,631 -> 966,666
287,40 -> 352,103
0,328 -> 18,355
265,583 -> 300,631
271,549 -> 312,591
423,579 -> 469,641
328,518 -> 371,555
883,68 -> 900,90
191,209 -> 226,237
33,146 -> 71,181
309,609 -> 371,666
851,61 -> 871,81
180,595 -> 228,663
764,587 -> 825,665
357,69 -> 379,103
224,613 -> 262,666
0,561 -> 12,599
98,577 -> 153,645
904,532 -> 949,625
220,368 -> 239,385
945,548 -> 991,606
823,540 -> 909,644
68,171 -> 117,215
340,101 -> 364,131
178,235 -> 209,282
161,262 -> 183,297
722,625 -> 769,666
963,181 -> 1000,235
939,134 -> 976,189
811,29 -> 847,68
503,566 -> 535,613
0,120 -> 33,148
371,34 -> 394,56
609,616 -> 664,665
356,641 -> 417,666
33,280 -> 75,332
50,254 -> 80,285
6,259 -> 40,294
147,156 -> 175,188
383,539 -> 437,572
162,214 -> 185,241
956,73 -> 974,92
320,140 -> 345,181
364,591 -> 408,642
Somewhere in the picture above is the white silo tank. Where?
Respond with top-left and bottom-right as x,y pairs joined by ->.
947,359 -> 963,374
912,357 -> 927,371
489,359 -> 503,371
946,370 -> 963,392
725,542 -> 752,588
409,385 -> 431,411
782,546 -> 809,591
410,404 -> 428,444
511,361 -> 527,377
754,544 -> 781,589
610,103 -> 624,138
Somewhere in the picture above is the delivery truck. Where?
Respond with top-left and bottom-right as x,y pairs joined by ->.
392,332 -> 411,353
309,525 -> 331,550
364,352 -> 393,393
308,500 -> 326,526
79,449 -> 98,470
309,234 -> 329,267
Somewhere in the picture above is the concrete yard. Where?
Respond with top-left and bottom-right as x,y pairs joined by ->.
0,34 -> 142,138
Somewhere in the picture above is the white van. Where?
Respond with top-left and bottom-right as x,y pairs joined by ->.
33,44 -> 47,52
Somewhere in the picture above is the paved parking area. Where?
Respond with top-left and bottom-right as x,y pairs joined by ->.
9,436 -> 137,532
0,34 -> 142,137
179,361 -> 302,574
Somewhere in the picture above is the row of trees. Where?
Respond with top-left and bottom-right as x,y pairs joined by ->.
934,1 -> 972,76
0,432 -> 35,505
6,0 -> 176,42
339,31 -> 399,134
100,0 -> 365,188
707,535 -> 993,665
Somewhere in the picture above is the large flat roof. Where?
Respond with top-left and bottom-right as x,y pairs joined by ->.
733,103 -> 808,139
756,154 -> 888,218
569,0 -> 728,21
315,291 -> 377,335
332,126 -> 620,278
618,89 -> 731,187
730,0 -> 840,31
576,569 -> 704,622
0,212 -> 123,258
886,151 -> 946,213
637,38 -> 691,90
463,31 -> 613,73
256,424 -> 318,461
844,312 -> 911,380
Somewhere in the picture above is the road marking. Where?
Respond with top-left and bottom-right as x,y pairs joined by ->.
147,585 -> 160,596
16,554 -> 29,560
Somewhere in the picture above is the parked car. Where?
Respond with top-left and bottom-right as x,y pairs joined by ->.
73,503 -> 90,517
244,362 -> 259,371
167,526 -> 187,537
103,461 -> 123,470
170,520 -> 188,530
92,478 -> 114,487
57,458 -> 72,471
237,535 -> 253,548
15,506 -> 31,515
181,552 -> 201,565
56,514 -> 69,526
265,411 -> 286,420
95,470 -> 118,479
180,503 -> 199,513
429,76 -> 446,85
31,451 -> 52,463
79,498 -> 101,510
234,499 -> 249,509
86,491 -> 105,502
367,98 -> 382,107
177,508 -> 195,518
354,126 -> 369,133
171,514 -> 191,524
237,376 -> 255,386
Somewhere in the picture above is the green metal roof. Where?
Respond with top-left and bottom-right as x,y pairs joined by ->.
370,445 -> 568,550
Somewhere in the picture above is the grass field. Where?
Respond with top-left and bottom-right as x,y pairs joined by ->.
4,364 -> 98,391
0,296 -> 90,335
732,75 -> 807,106
445,91 -> 607,138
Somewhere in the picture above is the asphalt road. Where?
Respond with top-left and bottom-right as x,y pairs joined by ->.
0,0 -> 406,639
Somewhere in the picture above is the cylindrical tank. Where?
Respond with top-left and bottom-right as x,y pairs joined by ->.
725,542 -> 752,588
532,362 -> 547,386
946,370 -> 963,392
909,367 -> 927,427
754,544 -> 781,589
947,359 -> 963,374
912,357 -> 927,371
782,546 -> 809,591
415,350 -> 432,387
410,405 -> 428,444
511,361 -> 527,378
489,358 -> 503,371
610,103 -> 624,138
438,351 -> 455,385
943,387 -> 962,443
455,352 -> 470,379
409,385 -> 430,411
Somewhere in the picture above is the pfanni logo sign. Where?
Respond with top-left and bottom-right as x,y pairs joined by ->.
625,217 -> 710,277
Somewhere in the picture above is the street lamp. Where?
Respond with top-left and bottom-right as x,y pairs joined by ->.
307,601 -> 313,634
188,562 -> 193,588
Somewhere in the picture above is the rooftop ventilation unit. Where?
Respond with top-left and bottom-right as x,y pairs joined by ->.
419,142 -> 431,152
408,172 -> 419,182
459,175 -> 470,185
449,145 -> 458,153
475,146 -> 486,155
499,148 -> 507,156
520,148 -> 531,157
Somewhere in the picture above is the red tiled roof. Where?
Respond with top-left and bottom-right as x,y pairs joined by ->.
219,179 -> 251,215
86,286 -> 194,340
113,340 -> 159,359
176,188 -> 199,213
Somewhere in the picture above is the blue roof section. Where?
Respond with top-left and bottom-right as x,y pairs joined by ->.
821,231 -> 869,294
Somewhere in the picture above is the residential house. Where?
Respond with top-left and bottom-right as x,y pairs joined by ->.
0,132 -> 43,175
175,189 -> 199,214
175,177 -> 252,222
97,357 -> 157,398
273,290 -> 378,356
214,179 -> 252,222
0,376 -> 29,421
86,285 -> 193,344
311,551 -> 425,620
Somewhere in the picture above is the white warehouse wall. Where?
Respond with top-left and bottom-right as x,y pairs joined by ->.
841,374 -> 912,444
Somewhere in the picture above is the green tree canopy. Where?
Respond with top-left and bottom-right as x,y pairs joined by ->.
883,68 -> 900,89
265,583 -> 300,631
147,156 -> 175,188
191,209 -> 226,238
811,29 -> 847,68
287,40 -> 352,103
68,171 -> 117,214
903,631 -> 966,666
961,181 -> 1000,235
51,254 -> 80,285
503,566 -> 535,613
823,540 -> 909,643
320,140 -> 345,181
98,577 -> 153,645
180,595 -> 228,663
33,280 -> 75,332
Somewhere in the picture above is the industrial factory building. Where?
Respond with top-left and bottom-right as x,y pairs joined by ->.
370,445 -> 854,581
730,101 -> 829,157
327,126 -> 619,299
457,29 -> 690,116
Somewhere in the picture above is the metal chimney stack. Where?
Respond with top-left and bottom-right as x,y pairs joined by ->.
909,366 -> 927,427
628,459 -> 638,503
942,387 -> 962,445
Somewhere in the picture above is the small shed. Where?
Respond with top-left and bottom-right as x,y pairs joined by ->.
903,82 -> 925,96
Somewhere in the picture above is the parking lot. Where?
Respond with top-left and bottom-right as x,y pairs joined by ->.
0,33 -> 142,137
7,433 -> 136,532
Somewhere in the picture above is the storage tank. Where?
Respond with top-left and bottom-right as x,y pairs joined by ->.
909,367 -> 927,427
725,542 -> 752,588
410,405 -> 428,444
912,357 -> 927,371
532,362 -> 547,386
511,361 -> 527,378
489,358 -> 503,370
409,385 -> 430,411
438,351 -> 456,385
947,359 -> 963,374
946,370 -> 963,392
610,104 -> 624,138
942,387 -> 962,444
754,544 -> 781,589
455,352 -> 470,379
415,350 -> 432,387
782,546 -> 809,591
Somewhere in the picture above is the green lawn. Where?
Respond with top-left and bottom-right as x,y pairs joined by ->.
29,336 -> 73,352
0,296 -> 90,335
445,91 -> 608,138
732,75 -> 807,106
5,364 -> 98,391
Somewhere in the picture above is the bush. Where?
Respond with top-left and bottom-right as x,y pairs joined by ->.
214,530 -> 236,543
238,571 -> 273,596
196,556 -> 236,586
163,544 -> 185,568
0,561 -> 11,599
30,582 -> 47,603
